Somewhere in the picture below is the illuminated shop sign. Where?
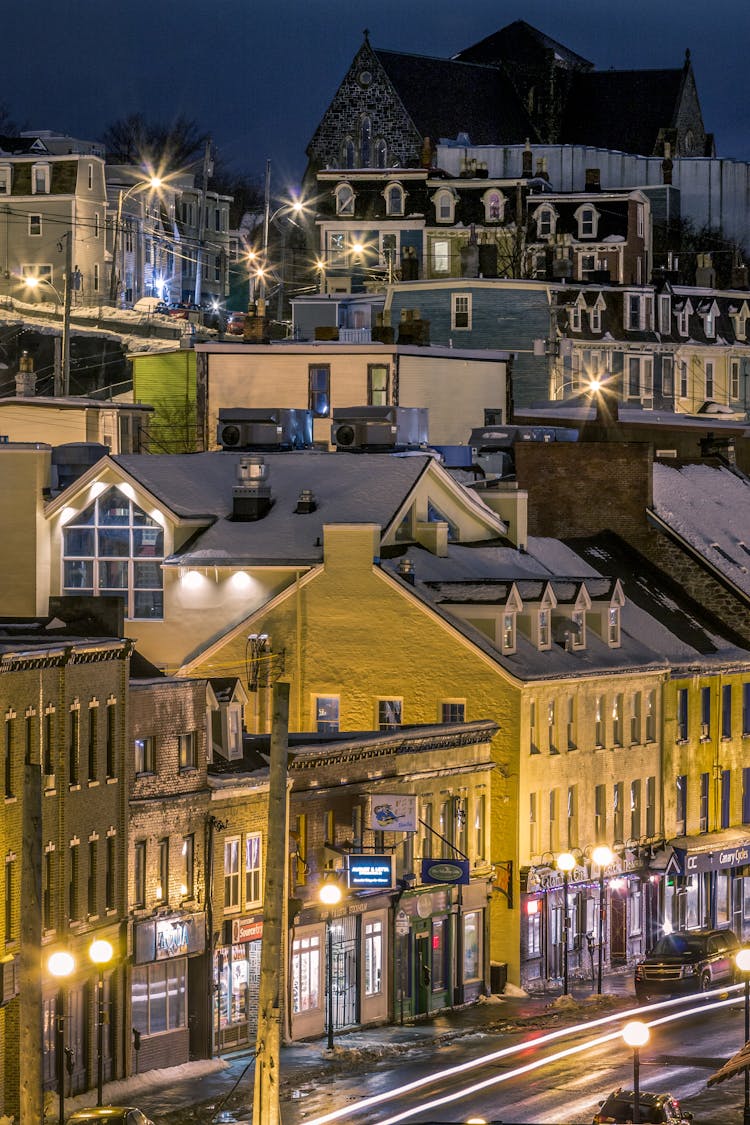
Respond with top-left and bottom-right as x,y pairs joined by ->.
347,854 -> 393,889
421,858 -> 470,886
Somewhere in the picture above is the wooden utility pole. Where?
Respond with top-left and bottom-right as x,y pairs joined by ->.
252,681 -> 290,1125
19,701 -> 43,1123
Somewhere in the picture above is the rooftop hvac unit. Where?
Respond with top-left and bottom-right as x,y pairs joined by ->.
331,406 -> 428,452
217,408 -> 313,451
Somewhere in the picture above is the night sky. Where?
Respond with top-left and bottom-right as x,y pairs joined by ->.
5,0 -> 749,197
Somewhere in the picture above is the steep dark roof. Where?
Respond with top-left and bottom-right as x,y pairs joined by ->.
455,19 -> 592,71
562,69 -> 684,154
375,50 -> 534,145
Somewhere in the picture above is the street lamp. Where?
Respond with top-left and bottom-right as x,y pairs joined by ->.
736,947 -> 750,1125
23,268 -> 72,397
592,844 -> 614,994
319,876 -> 343,1051
622,1020 -> 650,1124
89,938 -> 114,1106
260,195 -> 304,317
108,175 -> 163,305
48,950 -> 75,1125
556,851 -> 576,995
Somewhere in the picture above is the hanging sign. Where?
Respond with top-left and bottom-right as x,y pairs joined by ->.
347,854 -> 394,889
368,794 -> 418,832
421,858 -> 470,886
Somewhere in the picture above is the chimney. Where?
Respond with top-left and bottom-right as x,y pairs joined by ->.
232,455 -> 273,521
585,168 -> 601,192
15,351 -> 36,397
522,140 -> 533,178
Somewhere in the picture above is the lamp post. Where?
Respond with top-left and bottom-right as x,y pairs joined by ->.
48,950 -> 75,1125
592,844 -> 614,994
736,947 -> 750,1125
556,852 -> 576,995
622,1020 -> 650,1124
89,938 -> 114,1106
108,176 -> 162,305
319,877 -> 343,1051
23,263 -> 72,397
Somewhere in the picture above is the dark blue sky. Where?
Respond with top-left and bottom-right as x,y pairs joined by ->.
4,0 -> 749,198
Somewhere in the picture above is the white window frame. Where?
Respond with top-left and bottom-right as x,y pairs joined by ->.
0,164 -> 10,195
364,919 -> 383,996
451,292 -> 472,331
731,358 -> 741,400
224,837 -> 241,912
335,183 -> 355,216
384,182 -> 404,216
432,189 -> 455,224
574,203 -> 599,239
432,238 -> 450,273
703,305 -> 717,339
245,832 -> 262,907
483,189 -> 505,222
534,204 -> 556,239
501,611 -> 516,653
659,294 -> 671,333
28,214 -> 42,237
31,162 -> 50,194
705,360 -> 715,399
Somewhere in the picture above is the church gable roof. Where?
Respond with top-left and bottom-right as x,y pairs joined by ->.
375,49 -> 534,146
454,19 -> 593,71
562,68 -> 684,155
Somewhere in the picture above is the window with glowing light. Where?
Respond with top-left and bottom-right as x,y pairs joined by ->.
365,919 -> 383,995
62,486 -> 164,619
291,934 -> 320,1013
245,833 -> 262,907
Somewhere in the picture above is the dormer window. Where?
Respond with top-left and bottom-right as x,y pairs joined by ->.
676,300 -> 692,337
574,204 -> 599,239
570,610 -> 586,649
432,189 -> 456,223
590,295 -> 605,332
483,190 -> 505,222
32,163 -> 50,194
385,182 -> 404,216
335,183 -> 355,216
538,609 -> 551,649
569,304 -> 581,332
659,294 -> 671,334
731,303 -> 749,341
501,612 -> 516,653
608,606 -> 621,646
534,204 -> 557,239
702,302 -> 718,339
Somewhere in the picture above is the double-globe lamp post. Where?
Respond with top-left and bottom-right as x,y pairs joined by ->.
592,844 -> 615,994
319,877 -> 343,1051
622,1020 -> 650,1124
48,940 -> 114,1119
556,852 -> 576,995
736,947 -> 750,1125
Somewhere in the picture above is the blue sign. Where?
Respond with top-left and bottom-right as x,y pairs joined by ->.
422,858 -> 470,886
347,854 -> 393,889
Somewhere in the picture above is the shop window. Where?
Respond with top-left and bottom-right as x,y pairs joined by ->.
463,911 -> 481,980
431,916 -> 447,990
527,907 -> 541,957
291,934 -> 320,1012
365,919 -> 383,995
132,958 -> 187,1034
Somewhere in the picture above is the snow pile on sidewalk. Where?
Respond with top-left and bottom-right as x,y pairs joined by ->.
62,1057 -> 229,1117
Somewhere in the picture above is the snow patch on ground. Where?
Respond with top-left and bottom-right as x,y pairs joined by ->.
62,1057 -> 229,1116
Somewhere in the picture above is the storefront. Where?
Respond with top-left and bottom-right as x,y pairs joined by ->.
131,911 -> 206,1074
662,835 -> 750,938
520,852 -> 653,989
214,915 -> 263,1052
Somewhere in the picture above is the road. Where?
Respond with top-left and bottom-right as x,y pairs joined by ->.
282,993 -> 745,1125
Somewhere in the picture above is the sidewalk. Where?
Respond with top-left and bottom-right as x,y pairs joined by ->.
60,969 -> 741,1123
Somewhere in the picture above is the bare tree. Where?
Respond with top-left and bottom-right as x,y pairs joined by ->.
100,113 -> 208,171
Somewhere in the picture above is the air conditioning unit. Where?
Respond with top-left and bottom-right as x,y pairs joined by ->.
331,406 -> 428,452
217,408 -> 313,451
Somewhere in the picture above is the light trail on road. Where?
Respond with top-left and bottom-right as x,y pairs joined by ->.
302,987 -> 743,1125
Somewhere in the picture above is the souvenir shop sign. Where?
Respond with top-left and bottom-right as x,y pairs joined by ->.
232,917 -> 264,944
368,794 -> 417,832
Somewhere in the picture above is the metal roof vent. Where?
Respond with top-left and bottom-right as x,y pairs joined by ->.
295,489 -> 317,514
232,455 -> 273,521
397,558 -> 415,585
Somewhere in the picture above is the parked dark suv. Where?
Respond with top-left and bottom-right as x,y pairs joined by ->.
634,928 -> 739,1001
593,1088 -> 693,1123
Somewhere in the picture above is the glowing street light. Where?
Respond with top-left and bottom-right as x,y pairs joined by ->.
736,947 -> 750,1125
556,852 -> 576,995
592,844 -> 615,994
48,950 -> 76,1125
89,938 -> 114,1105
319,877 -> 343,1051
622,1020 -> 650,1124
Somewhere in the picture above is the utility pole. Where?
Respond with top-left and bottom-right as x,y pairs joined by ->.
19,700 -> 43,1123
252,681 -> 290,1125
193,139 -> 213,307
62,232 -> 72,396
